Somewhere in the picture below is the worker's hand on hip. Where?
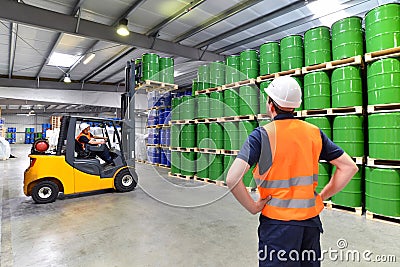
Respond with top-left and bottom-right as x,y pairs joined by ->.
252,195 -> 272,214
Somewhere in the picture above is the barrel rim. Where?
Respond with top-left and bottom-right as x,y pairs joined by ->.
142,53 -> 159,56
364,3 -> 400,18
240,49 -> 259,53
331,16 -> 362,27
280,34 -> 303,41
304,25 -> 331,34
260,41 -> 280,46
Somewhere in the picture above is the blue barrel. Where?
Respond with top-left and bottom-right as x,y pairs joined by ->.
160,128 -> 167,145
163,108 -> 171,125
166,149 -> 171,166
166,128 -> 171,146
161,149 -> 167,165
148,128 -> 160,145
25,133 -> 31,139
164,92 -> 172,106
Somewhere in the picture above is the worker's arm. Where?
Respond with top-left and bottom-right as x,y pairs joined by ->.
319,152 -> 358,201
226,158 -> 270,215
92,135 -> 108,140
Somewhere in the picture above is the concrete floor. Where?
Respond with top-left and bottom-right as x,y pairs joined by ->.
1,145 -> 399,267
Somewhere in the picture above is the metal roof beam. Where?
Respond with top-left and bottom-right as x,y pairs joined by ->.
174,0 -> 263,43
8,22 -> 18,78
113,0 -> 147,26
97,67 -> 125,84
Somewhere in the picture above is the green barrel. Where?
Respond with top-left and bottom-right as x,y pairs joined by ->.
142,53 -> 159,81
293,77 -> 304,111
192,80 -> 199,96
196,153 -> 209,178
305,117 -> 332,140
365,167 -> 400,217
304,26 -> 331,66
171,97 -> 180,121
331,16 -> 363,60
180,96 -> 196,120
198,65 -> 210,89
365,3 -> 400,53
159,57 -> 174,84
225,55 -> 241,83
223,122 -> 239,150
180,151 -> 196,176
171,151 -> 181,174
197,81 -> 209,91
239,86 -> 259,115
304,71 -> 330,110
170,124 -> 181,147
224,89 -> 240,116
197,94 -> 210,119
197,123 -> 209,149
259,42 -> 280,75
209,122 -> 223,149
240,49 -> 259,79
333,115 -> 364,157
331,66 -> 362,108
316,163 -> 331,194
368,113 -> 400,160
223,155 -> 236,182
181,124 -> 196,148
331,165 -> 362,207
209,92 -> 224,118
238,121 -> 258,148
243,165 -> 256,187
280,35 -> 304,71
210,61 -> 225,87
367,58 -> 400,105
209,154 -> 224,181
259,81 -> 271,115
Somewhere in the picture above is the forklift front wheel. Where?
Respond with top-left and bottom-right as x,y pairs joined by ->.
31,181 -> 59,204
114,169 -> 137,192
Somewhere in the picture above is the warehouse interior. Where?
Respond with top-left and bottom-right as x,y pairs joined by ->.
0,0 -> 399,266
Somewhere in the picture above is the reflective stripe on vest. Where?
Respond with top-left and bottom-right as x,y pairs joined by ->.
253,119 -> 324,221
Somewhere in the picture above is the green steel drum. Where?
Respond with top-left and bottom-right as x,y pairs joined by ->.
240,49 -> 259,79
180,124 -> 196,148
196,153 -> 209,178
170,124 -> 181,147
198,65 -> 211,89
259,42 -> 280,75
197,81 -> 209,91
209,154 -> 224,181
259,81 -> 271,114
238,121 -> 258,148
224,89 -> 240,116
368,113 -> 400,160
293,77 -> 304,111
210,61 -> 225,87
171,97 -> 180,121
142,53 -> 160,81
243,165 -> 256,187
197,94 -> 210,119
280,35 -> 304,71
305,117 -> 332,140
365,3 -> 400,52
223,122 -> 239,151
304,71 -> 330,110
365,167 -> 400,217
316,163 -> 331,194
331,16 -> 363,60
180,151 -> 196,176
223,155 -> 235,182
225,55 -> 241,83
331,165 -> 362,207
159,57 -> 174,84
333,115 -> 364,157
367,58 -> 400,105
239,86 -> 259,115
171,151 -> 181,174
192,80 -> 199,96
331,66 -> 362,108
209,92 -> 224,118
180,96 -> 196,120
304,26 -> 331,66
209,123 -> 223,149
197,123 -> 209,149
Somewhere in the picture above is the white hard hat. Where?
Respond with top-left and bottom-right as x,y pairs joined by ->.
79,122 -> 91,131
264,76 -> 302,108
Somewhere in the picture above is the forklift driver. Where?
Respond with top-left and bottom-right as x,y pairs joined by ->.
75,122 -> 114,165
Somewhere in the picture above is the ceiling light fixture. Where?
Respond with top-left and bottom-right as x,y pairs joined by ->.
117,19 -> 130,36
63,73 -> 72,83
83,53 -> 96,64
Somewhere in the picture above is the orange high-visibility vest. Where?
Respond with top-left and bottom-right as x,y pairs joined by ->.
76,132 -> 93,150
252,119 -> 324,221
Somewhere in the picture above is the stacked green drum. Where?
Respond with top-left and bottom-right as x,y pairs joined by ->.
209,154 -> 224,181
365,167 -> 400,217
224,89 -> 240,116
280,35 -> 304,71
304,71 -> 330,110
223,122 -> 239,151
333,115 -> 364,157
365,3 -> 400,53
210,61 -> 225,87
196,153 -> 209,179
198,65 -> 210,89
159,57 -> 174,84
240,49 -> 259,79
209,92 -> 224,118
192,80 -> 199,96
142,53 -> 159,81
259,81 -> 271,115
239,86 -> 259,115
243,165 -> 256,187
197,123 -> 209,149
368,113 -> 400,160
331,66 -> 363,107
367,58 -> 400,105
259,42 -> 280,75
304,26 -> 331,66
317,163 -> 331,194
238,121 -> 258,148
223,155 -> 235,182
180,124 -> 196,148
225,55 -> 241,83
331,16 -> 363,60
332,166 -> 362,207
171,151 -> 181,174
170,124 -> 181,147
305,117 -> 332,139
171,97 -> 180,120
197,94 -> 210,119
180,96 -> 195,120
209,123 -> 223,149
293,77 -> 304,111
181,151 -> 196,176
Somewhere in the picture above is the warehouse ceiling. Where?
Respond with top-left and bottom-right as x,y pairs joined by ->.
0,0 -> 395,113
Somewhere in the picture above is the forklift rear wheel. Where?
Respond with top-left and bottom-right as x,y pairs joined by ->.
31,181 -> 59,204
115,169 -> 137,192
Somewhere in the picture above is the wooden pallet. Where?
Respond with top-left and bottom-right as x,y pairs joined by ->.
194,176 -> 226,187
221,150 -> 239,155
168,172 -> 193,180
206,86 -> 222,93
353,157 -> 364,165
301,109 -> 329,117
221,78 -> 257,90
256,114 -> 271,120
367,103 -> 400,113
365,46 -> 400,63
257,68 -> 302,82
169,119 -> 195,125
196,148 -> 222,154
135,80 -> 178,92
366,157 -> 400,168
145,161 -> 160,167
195,89 -> 208,95
51,116 -> 62,129
218,115 -> 255,122
161,124 -> 171,128
146,125 -> 161,129
324,201 -> 362,216
293,111 -> 302,117
170,147 -> 196,152
158,164 -> 171,169
366,211 -> 400,225
146,144 -> 161,148
135,159 -> 146,163
194,118 -> 211,124
302,55 -> 363,74
302,106 -> 363,117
